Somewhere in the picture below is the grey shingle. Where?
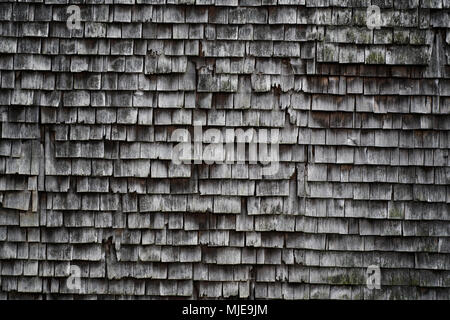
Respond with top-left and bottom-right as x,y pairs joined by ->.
0,1 -> 449,300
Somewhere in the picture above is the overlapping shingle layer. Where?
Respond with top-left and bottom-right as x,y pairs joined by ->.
0,0 -> 449,299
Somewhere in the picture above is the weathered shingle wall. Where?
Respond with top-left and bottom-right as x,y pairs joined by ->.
0,0 -> 449,299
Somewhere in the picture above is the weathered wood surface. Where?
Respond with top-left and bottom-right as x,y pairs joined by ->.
0,1 -> 449,299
